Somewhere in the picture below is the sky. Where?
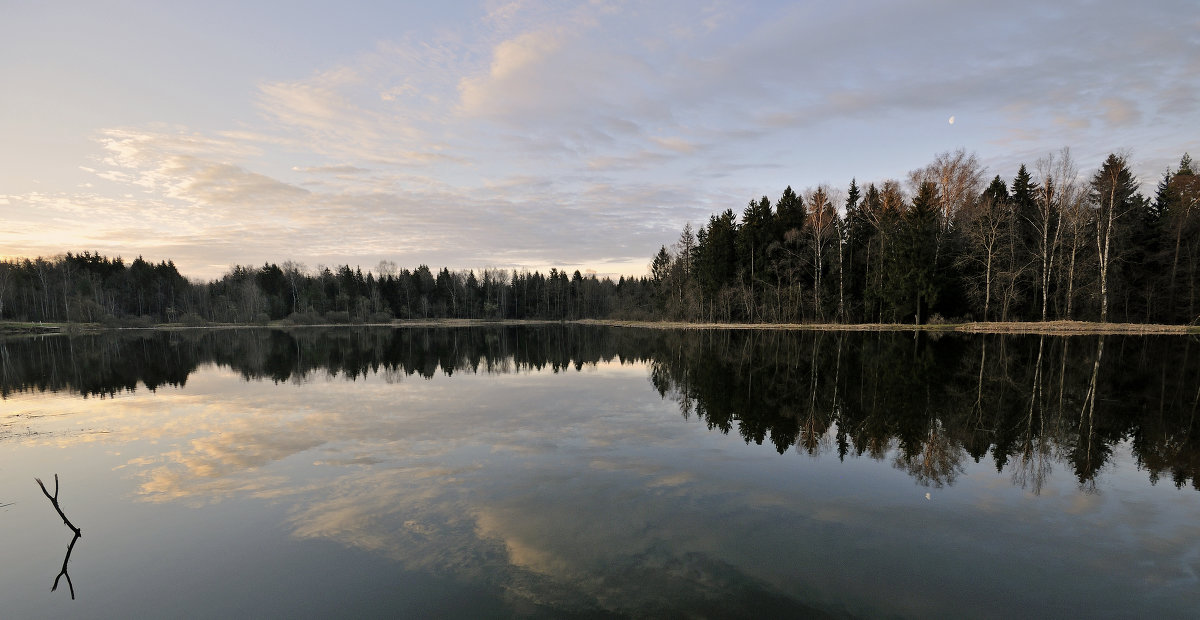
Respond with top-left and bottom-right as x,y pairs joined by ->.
1,1 -> 1197,280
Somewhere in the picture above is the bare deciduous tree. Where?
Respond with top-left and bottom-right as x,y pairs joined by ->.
909,149 -> 985,262
281,260 -> 307,315
805,186 -> 838,320
1031,147 -> 1078,321
959,193 -> 1009,320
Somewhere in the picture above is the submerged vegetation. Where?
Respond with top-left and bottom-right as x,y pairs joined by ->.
1,150 -> 1196,326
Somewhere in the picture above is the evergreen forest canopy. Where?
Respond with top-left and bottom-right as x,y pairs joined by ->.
655,149 -> 1200,324
1,149 -> 1197,326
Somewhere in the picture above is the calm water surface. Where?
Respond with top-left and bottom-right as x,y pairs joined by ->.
2,326 -> 1199,618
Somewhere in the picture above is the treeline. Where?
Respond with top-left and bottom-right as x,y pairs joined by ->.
652,150 -> 1199,324
1,149 -> 1196,326
0,255 -> 657,325
0,253 -> 190,323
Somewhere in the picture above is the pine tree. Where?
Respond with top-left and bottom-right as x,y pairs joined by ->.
839,179 -> 861,320
1164,154 -> 1200,321
1009,164 -> 1039,317
1012,164 -> 1038,228
896,181 -> 943,323
695,210 -> 739,320
775,186 -> 805,236
738,196 -> 775,319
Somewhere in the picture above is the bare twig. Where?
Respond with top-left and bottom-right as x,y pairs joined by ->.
52,531 -> 80,599
35,474 -> 82,537
36,473 -> 83,599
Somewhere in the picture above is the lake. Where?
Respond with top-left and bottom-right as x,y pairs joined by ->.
2,326 -> 1199,618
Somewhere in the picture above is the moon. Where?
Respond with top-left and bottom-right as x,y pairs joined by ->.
948,115 -> 956,125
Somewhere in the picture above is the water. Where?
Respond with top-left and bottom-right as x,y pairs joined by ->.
2,326 -> 1199,618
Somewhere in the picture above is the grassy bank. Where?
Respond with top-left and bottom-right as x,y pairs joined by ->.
0,321 -> 70,335
4,318 -> 1198,337
581,319 -> 1200,335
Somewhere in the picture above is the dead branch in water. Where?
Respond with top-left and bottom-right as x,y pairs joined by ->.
35,473 -> 82,599
35,474 -> 82,537
52,530 -> 80,599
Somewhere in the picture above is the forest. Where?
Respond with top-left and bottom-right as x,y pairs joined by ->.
653,149 -> 1199,324
0,149 -> 1196,326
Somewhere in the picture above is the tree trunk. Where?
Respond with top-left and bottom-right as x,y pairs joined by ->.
837,236 -> 845,322
984,242 -> 994,321
1065,241 -> 1077,319
1097,185 -> 1117,322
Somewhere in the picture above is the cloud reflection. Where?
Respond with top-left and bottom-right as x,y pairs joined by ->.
5,353 -> 1200,616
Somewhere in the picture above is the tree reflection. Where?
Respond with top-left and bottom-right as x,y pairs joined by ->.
645,329 -> 1200,492
4,326 -> 1200,490
894,416 -> 965,488
1011,336 -> 1053,495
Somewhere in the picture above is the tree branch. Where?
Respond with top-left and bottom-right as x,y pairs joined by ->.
35,473 -> 83,599
35,474 -> 82,537
52,531 -> 80,599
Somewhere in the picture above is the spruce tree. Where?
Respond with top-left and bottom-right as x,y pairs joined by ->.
1164,154 -> 1200,321
890,181 -> 942,323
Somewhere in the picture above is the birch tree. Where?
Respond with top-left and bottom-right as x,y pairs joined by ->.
1031,147 -> 1078,321
805,186 -> 837,320
1089,154 -> 1139,322
960,177 -> 1010,320
281,260 -> 307,315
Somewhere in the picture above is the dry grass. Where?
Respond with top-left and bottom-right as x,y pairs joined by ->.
578,319 -> 1198,336
947,320 -> 1194,335
5,318 -> 1196,336
0,321 -> 66,335
382,319 -> 566,328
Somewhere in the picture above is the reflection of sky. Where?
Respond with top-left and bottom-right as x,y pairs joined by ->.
3,362 -> 1200,617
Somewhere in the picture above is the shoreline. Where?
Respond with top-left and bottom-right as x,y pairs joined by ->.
3,318 -> 1197,336
578,319 -> 1200,335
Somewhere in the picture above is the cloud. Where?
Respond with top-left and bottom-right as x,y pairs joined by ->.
257,71 -> 438,165
6,0 -> 1196,276
1156,84 -> 1198,116
41,108 -> 717,277
291,164 -> 371,175
178,159 -> 310,206
1100,98 -> 1142,127
458,27 -> 566,118
1054,115 -> 1090,131
650,136 -> 699,154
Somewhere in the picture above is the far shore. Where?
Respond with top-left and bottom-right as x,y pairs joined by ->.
3,318 -> 1197,337
578,319 -> 1200,335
